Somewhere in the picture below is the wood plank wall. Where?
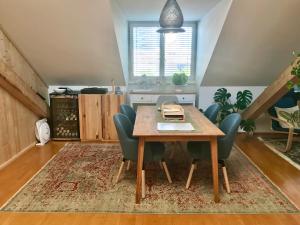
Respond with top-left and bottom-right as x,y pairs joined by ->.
0,28 -> 48,167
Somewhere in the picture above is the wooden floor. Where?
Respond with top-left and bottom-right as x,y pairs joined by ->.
0,136 -> 299,225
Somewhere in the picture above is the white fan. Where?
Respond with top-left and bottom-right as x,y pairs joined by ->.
35,119 -> 50,146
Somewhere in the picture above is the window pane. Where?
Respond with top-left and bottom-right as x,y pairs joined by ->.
132,27 -> 160,77
164,27 -> 193,77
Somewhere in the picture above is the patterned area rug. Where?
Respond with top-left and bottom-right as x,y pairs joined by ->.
1,143 -> 298,213
258,137 -> 300,170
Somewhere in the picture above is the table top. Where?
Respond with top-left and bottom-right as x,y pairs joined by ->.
133,106 -> 224,137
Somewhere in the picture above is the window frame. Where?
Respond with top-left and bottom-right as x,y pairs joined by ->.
128,21 -> 197,82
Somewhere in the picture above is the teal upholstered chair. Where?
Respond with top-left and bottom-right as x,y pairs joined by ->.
156,95 -> 179,107
120,104 -> 136,125
185,113 -> 241,193
113,113 -> 172,198
204,103 -> 221,124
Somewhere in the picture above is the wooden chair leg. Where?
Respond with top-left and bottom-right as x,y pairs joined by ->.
186,162 -> 196,189
162,161 -> 172,183
220,161 -> 230,193
285,128 -> 294,152
126,160 -> 131,171
115,159 -> 125,184
142,170 -> 146,198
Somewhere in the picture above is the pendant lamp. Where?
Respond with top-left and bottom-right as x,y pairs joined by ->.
157,0 -> 185,33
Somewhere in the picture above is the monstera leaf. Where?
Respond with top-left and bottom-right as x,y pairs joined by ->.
235,90 -> 253,110
240,119 -> 256,135
214,88 -> 231,105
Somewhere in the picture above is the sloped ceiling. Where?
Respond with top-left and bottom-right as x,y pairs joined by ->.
113,0 -> 221,20
0,0 -> 125,85
201,0 -> 300,86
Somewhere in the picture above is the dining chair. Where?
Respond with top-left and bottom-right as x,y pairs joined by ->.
156,95 -> 179,107
120,104 -> 136,125
204,103 -> 221,124
185,113 -> 241,193
113,113 -> 172,198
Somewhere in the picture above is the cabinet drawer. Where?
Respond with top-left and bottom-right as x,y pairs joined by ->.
130,95 -> 154,103
176,95 -> 195,103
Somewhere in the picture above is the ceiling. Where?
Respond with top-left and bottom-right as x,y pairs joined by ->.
113,0 -> 222,21
0,0 -> 125,86
202,0 -> 300,86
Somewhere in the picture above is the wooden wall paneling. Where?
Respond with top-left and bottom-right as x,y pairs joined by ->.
0,28 -> 46,168
102,94 -> 125,141
0,86 -> 37,166
0,29 -> 48,98
79,94 -> 102,141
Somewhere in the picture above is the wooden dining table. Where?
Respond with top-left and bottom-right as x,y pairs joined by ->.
133,105 -> 225,204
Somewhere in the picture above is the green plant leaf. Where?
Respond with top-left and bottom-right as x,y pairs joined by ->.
236,90 -> 253,110
240,119 -> 256,134
172,73 -> 188,85
213,88 -> 231,104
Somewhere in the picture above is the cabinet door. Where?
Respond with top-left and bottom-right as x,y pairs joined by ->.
79,94 -> 102,140
102,94 -> 125,140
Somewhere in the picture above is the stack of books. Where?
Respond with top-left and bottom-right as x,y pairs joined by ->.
161,104 -> 185,121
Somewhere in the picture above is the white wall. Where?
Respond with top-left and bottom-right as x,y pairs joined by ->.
199,86 -> 272,132
198,86 -> 266,110
111,0 -> 129,84
202,0 -> 300,86
196,0 -> 233,87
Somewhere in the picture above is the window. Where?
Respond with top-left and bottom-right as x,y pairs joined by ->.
129,22 -> 197,80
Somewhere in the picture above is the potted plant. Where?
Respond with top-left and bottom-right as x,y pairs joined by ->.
172,72 -> 188,86
287,51 -> 300,89
213,88 -> 256,135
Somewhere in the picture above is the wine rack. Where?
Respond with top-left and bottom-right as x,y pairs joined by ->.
50,95 -> 80,140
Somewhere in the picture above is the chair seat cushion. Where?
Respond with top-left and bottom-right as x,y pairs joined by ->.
187,141 -> 211,160
187,141 -> 231,160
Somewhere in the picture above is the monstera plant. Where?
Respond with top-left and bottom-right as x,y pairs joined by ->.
213,88 -> 256,134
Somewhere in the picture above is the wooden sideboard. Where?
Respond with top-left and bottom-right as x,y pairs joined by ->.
78,93 -> 125,141
129,93 -> 196,109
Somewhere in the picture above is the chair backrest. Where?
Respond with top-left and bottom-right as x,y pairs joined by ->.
217,113 -> 241,160
156,95 -> 179,106
113,113 -> 138,161
204,103 -> 221,123
120,104 -> 136,124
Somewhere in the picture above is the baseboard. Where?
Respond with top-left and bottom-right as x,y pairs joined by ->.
0,142 -> 36,170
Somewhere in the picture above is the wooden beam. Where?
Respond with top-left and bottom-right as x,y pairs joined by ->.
243,58 -> 299,120
0,62 -> 49,118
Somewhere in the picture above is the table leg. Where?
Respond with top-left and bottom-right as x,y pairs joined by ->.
136,137 -> 145,204
211,137 -> 220,203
